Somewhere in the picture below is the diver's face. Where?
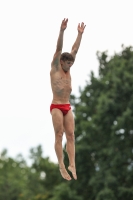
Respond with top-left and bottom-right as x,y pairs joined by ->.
60,60 -> 74,72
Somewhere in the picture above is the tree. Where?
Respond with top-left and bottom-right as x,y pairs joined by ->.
66,45 -> 133,200
49,183 -> 82,200
28,145 -> 62,199
0,146 -> 61,200
0,149 -> 30,200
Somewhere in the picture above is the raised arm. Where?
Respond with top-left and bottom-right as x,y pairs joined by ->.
51,18 -> 68,67
71,22 -> 86,59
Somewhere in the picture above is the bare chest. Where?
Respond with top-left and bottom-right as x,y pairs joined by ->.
50,70 -> 72,102
53,74 -> 71,87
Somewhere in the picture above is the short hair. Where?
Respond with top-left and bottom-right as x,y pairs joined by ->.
60,52 -> 74,62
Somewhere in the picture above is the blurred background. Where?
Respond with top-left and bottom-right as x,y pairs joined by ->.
0,0 -> 133,199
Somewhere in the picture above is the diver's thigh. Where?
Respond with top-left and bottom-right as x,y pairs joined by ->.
51,108 -> 64,133
63,110 -> 75,134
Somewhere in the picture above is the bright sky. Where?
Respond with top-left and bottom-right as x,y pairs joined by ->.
0,0 -> 133,163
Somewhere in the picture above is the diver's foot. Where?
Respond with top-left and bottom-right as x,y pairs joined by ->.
68,166 -> 77,180
59,167 -> 71,181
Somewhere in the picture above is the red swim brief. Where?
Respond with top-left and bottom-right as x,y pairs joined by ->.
50,104 -> 71,116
